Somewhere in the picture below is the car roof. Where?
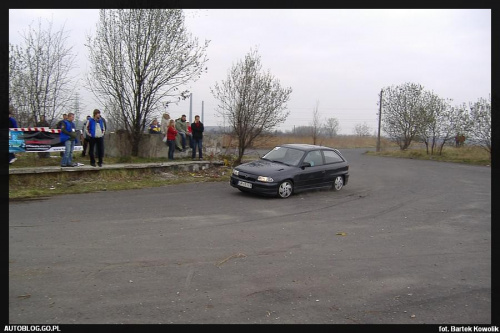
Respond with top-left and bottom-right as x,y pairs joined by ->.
278,143 -> 337,152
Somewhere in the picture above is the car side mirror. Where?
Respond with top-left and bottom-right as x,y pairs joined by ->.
301,162 -> 312,169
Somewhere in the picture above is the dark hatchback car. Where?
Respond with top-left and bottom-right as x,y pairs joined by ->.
230,144 -> 349,198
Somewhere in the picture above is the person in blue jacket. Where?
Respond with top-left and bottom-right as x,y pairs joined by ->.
60,112 -> 78,167
86,109 -> 106,167
9,110 -> 18,164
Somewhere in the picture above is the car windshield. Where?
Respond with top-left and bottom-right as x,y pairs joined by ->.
262,147 -> 305,166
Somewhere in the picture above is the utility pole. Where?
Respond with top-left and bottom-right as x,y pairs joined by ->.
201,101 -> 204,123
376,89 -> 383,152
189,93 -> 193,123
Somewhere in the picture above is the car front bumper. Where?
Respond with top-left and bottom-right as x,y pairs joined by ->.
230,176 -> 279,197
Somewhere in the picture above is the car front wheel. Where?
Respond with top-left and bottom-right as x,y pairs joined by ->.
278,180 -> 293,198
332,175 -> 344,191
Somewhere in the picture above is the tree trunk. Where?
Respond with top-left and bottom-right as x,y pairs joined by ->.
130,132 -> 141,157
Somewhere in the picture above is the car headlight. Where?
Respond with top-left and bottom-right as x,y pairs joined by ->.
257,176 -> 274,182
232,169 -> 239,176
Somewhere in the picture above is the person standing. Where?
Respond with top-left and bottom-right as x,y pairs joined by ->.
191,115 -> 204,160
80,115 -> 91,157
36,115 -> 50,128
56,113 -> 68,157
56,113 -> 68,129
166,119 -> 178,160
86,109 -> 106,167
60,112 -> 78,167
9,110 -> 18,164
36,115 -> 51,158
100,115 -> 107,157
160,112 -> 171,135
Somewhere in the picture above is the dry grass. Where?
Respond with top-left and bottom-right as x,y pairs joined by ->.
9,166 -> 232,200
223,134 -> 391,150
366,145 -> 490,166
254,135 -> 383,149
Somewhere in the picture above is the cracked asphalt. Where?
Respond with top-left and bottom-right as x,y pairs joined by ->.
8,148 -> 492,325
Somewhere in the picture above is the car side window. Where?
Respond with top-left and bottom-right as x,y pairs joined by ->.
303,150 -> 324,166
323,150 -> 344,164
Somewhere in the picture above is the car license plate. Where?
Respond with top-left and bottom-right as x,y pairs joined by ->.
237,180 -> 252,188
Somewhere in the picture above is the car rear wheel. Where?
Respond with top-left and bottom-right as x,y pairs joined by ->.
278,180 -> 293,198
332,175 -> 344,191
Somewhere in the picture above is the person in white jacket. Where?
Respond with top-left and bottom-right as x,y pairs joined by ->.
80,115 -> 91,157
160,112 -> 171,135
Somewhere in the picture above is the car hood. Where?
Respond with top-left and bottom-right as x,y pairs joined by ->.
236,159 -> 295,175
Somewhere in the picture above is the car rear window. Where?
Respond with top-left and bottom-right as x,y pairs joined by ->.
323,150 -> 344,163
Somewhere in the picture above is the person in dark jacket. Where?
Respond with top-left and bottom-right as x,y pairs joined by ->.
36,115 -> 50,128
55,113 -> 68,129
86,109 -> 106,167
60,112 -> 78,167
191,115 -> 204,160
36,115 -> 51,158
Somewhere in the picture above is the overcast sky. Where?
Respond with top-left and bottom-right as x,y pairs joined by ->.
9,9 -> 491,134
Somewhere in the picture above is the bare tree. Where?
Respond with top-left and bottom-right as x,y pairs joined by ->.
381,82 -> 429,150
310,101 -> 321,145
353,122 -> 371,137
323,117 -> 340,138
9,18 -> 77,127
211,48 -> 292,165
85,9 -> 209,156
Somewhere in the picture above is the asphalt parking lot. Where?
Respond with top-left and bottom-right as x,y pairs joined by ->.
8,149 -> 492,325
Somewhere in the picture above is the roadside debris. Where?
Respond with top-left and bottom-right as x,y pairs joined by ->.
216,253 -> 247,268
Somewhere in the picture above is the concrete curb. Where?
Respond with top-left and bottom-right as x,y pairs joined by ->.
9,160 -> 226,175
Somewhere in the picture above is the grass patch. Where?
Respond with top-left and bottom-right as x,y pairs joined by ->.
9,163 -> 232,200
